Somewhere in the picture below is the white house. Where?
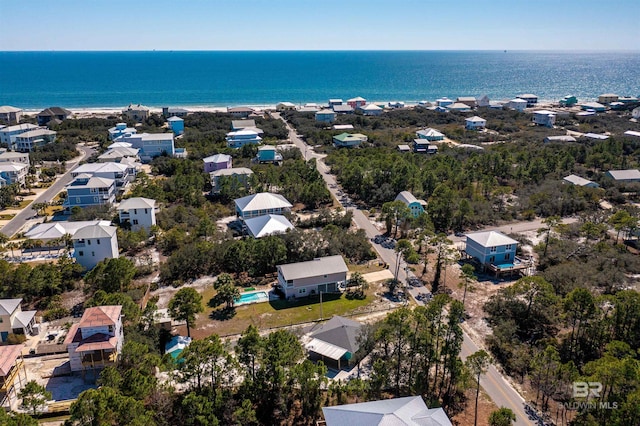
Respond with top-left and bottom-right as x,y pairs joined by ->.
416,128 -> 444,141
244,214 -> 295,238
97,147 -> 140,163
117,197 -> 157,231
226,129 -> 262,148
231,119 -> 263,134
0,124 -> 40,147
322,396 -> 452,426
14,128 -> 57,152
108,123 -> 137,141
476,95 -> 491,107
606,169 -> 640,182
447,102 -> 471,112
315,110 -> 337,123
116,133 -> 175,162
64,305 -> 124,376
563,174 -> 599,188
0,299 -> 37,343
72,223 -> 119,270
507,98 -> 528,112
632,107 -> 640,120
361,104 -> 383,116
277,255 -> 348,299
436,97 -> 454,107
25,220 -> 112,243
72,162 -> 136,190
465,116 -> 486,130
235,192 -> 292,219
532,110 -> 556,127
0,106 -> 22,124
0,152 -> 29,165
276,102 -> 296,111
598,93 -> 619,104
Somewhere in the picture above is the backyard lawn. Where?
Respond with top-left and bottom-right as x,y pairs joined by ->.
191,283 -> 382,338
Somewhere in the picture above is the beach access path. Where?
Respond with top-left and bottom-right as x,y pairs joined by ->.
1,144 -> 95,237
275,112 -> 535,426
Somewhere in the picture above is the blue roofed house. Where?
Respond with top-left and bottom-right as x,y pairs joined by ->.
395,191 -> 427,217
64,176 -> 116,211
167,116 -> 184,135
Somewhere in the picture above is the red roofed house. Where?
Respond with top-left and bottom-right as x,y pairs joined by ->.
65,305 -> 123,379
0,344 -> 26,408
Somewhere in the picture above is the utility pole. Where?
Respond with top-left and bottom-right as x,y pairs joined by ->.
320,291 -> 323,321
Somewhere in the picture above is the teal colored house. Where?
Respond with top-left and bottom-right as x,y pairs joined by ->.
167,116 -> 184,135
395,191 -> 427,217
257,145 -> 283,163
333,133 -> 367,148
560,96 -> 578,107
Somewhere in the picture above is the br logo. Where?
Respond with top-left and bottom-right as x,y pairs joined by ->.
573,382 -> 602,398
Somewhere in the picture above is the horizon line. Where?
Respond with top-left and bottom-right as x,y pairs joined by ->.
2,49 -> 640,53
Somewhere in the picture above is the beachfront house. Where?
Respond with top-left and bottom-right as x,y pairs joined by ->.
235,192 -> 292,220
306,316 -> 363,369
507,98 -> 528,112
0,344 -> 27,409
71,223 -> 119,270
346,97 -> 366,109
532,110 -> 556,127
14,128 -> 57,152
0,162 -> 28,187
244,214 -> 294,238
227,107 -> 254,118
476,95 -> 490,107
580,102 -> 606,112
204,153 -> 232,173
332,104 -> 354,114
167,116 -> 184,135
436,97 -> 454,107
0,299 -> 37,342
0,123 -> 40,147
162,107 -> 190,118
116,133 -> 175,162
257,145 -> 283,163
315,109 -> 337,123
0,151 -> 29,165
122,104 -> 150,121
277,255 -> 348,299
517,94 -> 538,107
395,191 -> 427,217
117,197 -> 157,231
447,102 -> 471,112
65,305 -> 124,379
361,104 -> 383,116
544,135 -> 576,143
606,169 -> 640,183
563,174 -> 599,188
465,116 -> 486,130
231,119 -> 263,134
276,102 -> 296,111
322,396 -> 452,426
210,167 -> 253,194
598,94 -> 619,104
37,107 -> 71,126
413,140 -> 438,154
0,106 -> 22,124
108,123 -> 137,141
560,96 -> 578,107
328,99 -> 343,107
456,96 -> 477,108
64,176 -> 116,211
333,132 -> 367,148
72,162 -> 135,190
226,129 -> 262,148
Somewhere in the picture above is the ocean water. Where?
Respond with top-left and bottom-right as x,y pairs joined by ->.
0,51 -> 638,109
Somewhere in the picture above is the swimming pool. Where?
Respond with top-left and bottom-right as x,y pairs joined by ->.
235,290 -> 269,306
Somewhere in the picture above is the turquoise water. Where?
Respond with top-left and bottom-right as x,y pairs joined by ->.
1,51 -> 638,108
236,291 -> 269,305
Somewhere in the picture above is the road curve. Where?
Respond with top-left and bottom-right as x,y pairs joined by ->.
277,113 -> 534,425
1,144 -> 95,237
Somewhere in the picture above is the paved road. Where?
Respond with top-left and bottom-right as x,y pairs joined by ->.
278,113 -> 535,425
1,145 -> 95,237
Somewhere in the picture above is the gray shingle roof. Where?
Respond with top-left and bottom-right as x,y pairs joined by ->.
310,316 -> 362,354
277,255 -> 347,281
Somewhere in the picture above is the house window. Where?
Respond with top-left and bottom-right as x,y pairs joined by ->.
108,325 -> 114,333
93,196 -> 99,202
134,209 -> 137,214
490,246 -> 497,253
298,288 -> 306,294
96,239 -> 101,245
133,219 -> 139,225
286,279 -> 293,288
505,244 -> 513,250
489,256 -> 495,263
87,240 -> 91,245
76,197 -> 81,203
90,188 -> 97,193
324,274 -> 328,278
78,251 -> 84,256
505,253 -> 511,260
91,252 -> 95,256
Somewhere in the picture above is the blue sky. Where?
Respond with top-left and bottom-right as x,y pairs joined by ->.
1,0 -> 639,51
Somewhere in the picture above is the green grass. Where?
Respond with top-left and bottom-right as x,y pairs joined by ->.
0,214 -> 15,220
194,285 -> 378,337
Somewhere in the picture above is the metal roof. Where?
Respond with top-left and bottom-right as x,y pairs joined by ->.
245,214 -> 294,238
203,153 -> 231,163
118,197 -> 156,210
68,176 -> 115,189
395,191 -> 426,206
306,338 -> 347,360
277,255 -> 348,281
0,106 -> 22,113
0,299 -> 21,316
74,162 -> 128,174
607,169 -> 640,181
416,128 -> 443,138
25,220 -> 112,241
72,224 -> 117,240
465,116 -> 486,123
564,174 -> 596,187
0,162 -> 28,172
0,123 -> 39,133
211,167 -> 253,178
0,344 -> 25,376
78,305 -> 122,328
235,192 -> 292,212
466,230 -> 517,247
